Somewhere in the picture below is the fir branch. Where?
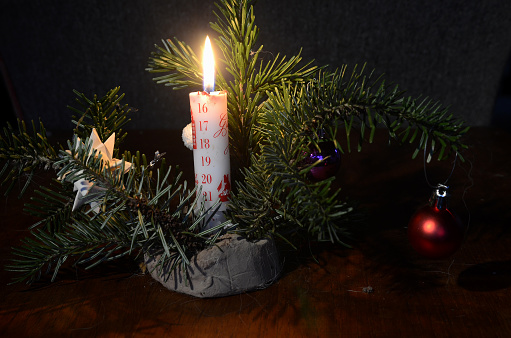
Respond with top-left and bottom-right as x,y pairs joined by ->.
146,38 -> 202,90
264,67 -> 469,161
6,214 -> 135,285
211,0 -> 318,169
8,133 -> 221,283
0,88 -> 133,199
2,86 -> 224,284
0,119 -> 58,197
69,87 -> 132,156
227,115 -> 354,246
23,180 -> 76,234
8,156 -> 218,284
228,66 -> 468,247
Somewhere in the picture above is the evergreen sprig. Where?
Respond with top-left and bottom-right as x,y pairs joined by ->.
6,128 -> 223,284
0,119 -> 58,197
69,87 -> 132,156
227,67 -> 468,247
6,213 -> 135,285
23,180 -> 76,234
210,0 -> 318,169
2,88 -> 225,284
263,66 -> 469,161
147,38 -> 202,90
228,144 -> 354,247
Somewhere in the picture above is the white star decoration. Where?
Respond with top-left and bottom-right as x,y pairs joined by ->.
69,128 -> 132,212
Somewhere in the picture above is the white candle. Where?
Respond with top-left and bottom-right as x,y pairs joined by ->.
189,36 -> 231,229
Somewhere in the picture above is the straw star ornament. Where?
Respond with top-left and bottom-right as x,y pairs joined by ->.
67,128 -> 132,211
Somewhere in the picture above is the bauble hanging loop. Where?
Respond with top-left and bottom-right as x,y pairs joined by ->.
431,184 -> 449,210
408,184 -> 464,259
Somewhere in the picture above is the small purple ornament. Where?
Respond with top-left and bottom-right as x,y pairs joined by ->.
304,141 -> 341,181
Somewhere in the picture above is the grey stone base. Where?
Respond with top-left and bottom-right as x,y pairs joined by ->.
145,234 -> 281,298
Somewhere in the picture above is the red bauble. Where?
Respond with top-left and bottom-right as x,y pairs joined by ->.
407,204 -> 463,259
303,141 -> 341,181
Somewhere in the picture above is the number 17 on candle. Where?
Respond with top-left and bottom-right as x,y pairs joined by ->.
189,36 -> 231,230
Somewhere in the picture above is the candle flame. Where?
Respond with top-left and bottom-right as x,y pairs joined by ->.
203,36 -> 215,92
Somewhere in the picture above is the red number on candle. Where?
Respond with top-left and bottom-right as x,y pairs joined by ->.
202,174 -> 212,184
203,191 -> 212,201
199,120 -> 208,131
200,139 -> 210,149
198,103 -> 208,113
195,174 -> 199,185
201,156 -> 211,166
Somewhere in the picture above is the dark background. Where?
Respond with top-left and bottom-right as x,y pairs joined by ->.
1,0 -> 511,131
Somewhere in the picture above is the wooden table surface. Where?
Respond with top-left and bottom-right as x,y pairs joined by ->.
1,127 -> 510,337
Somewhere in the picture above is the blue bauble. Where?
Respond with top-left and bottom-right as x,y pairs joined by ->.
304,141 -> 341,181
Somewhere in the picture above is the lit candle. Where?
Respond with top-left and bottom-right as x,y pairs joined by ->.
189,36 -> 230,230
